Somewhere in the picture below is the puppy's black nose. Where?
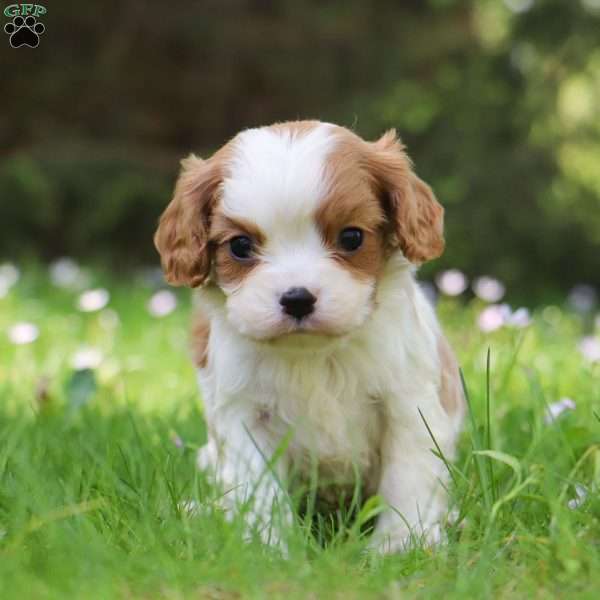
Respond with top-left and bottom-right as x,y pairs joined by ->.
279,287 -> 316,320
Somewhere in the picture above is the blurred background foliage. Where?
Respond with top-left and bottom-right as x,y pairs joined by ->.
1,0 -> 599,302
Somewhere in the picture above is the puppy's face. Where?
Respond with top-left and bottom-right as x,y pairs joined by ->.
155,122 -> 444,343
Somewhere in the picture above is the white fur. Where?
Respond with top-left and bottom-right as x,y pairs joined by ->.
194,125 -> 463,552
223,123 -> 335,227
217,123 -> 374,341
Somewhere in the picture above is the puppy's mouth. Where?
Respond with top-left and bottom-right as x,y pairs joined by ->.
284,313 -> 343,335
256,315 -> 351,350
263,329 -> 344,352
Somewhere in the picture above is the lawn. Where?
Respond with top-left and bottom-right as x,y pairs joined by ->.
1,263 -> 599,599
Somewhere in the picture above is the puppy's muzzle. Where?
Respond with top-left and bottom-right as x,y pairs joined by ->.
279,287 -> 316,320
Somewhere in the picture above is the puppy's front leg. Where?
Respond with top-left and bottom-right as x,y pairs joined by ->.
371,407 -> 453,553
200,410 -> 291,547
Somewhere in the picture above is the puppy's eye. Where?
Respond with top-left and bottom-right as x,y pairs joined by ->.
229,235 -> 254,260
338,227 -> 363,252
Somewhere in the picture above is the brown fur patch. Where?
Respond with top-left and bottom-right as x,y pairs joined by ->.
191,310 -> 211,369
365,129 -> 445,264
210,214 -> 264,288
210,214 -> 266,246
154,144 -> 234,288
316,131 -> 387,282
438,333 -> 464,417
155,121 -> 444,291
315,124 -> 444,279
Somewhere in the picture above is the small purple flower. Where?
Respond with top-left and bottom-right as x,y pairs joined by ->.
478,304 -> 531,332
579,336 -> 600,362
544,397 -> 576,424
435,269 -> 468,297
477,304 -> 511,332
77,288 -> 110,312
148,290 -> 177,317
473,276 -> 506,303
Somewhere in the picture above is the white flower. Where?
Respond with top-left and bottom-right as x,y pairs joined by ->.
507,307 -> 531,328
579,336 -> 600,362
567,284 -> 597,313
77,288 -> 110,312
435,269 -> 468,296
544,397 -> 576,424
478,304 -> 531,332
567,484 -> 588,510
49,258 -> 86,289
477,304 -> 511,332
71,347 -> 104,370
7,322 -> 39,345
472,276 -> 506,303
148,290 -> 177,317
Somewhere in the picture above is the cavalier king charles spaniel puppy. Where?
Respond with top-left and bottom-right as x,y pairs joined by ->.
154,120 -> 464,552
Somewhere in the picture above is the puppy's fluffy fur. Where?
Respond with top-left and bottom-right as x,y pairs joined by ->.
155,121 -> 464,552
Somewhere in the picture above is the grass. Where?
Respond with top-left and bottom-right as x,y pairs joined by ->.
1,265 -> 599,599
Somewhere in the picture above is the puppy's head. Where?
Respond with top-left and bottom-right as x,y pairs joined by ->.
155,121 -> 444,343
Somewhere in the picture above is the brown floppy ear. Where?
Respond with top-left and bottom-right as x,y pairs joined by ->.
367,129 -> 445,264
154,154 -> 223,287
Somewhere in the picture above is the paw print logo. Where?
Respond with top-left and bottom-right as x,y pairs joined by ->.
4,15 -> 45,48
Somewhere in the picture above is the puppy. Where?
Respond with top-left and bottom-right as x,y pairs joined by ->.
154,121 -> 464,552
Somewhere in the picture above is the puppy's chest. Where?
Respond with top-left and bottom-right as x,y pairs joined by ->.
251,352 -> 383,479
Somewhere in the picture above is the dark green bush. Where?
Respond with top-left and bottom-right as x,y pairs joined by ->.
1,0 -> 599,300
0,151 -> 171,268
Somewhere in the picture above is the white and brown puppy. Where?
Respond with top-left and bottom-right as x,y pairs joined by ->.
154,120 -> 464,552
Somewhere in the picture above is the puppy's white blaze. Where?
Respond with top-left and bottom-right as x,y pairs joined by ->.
222,123 -> 336,231
259,227 -> 325,270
